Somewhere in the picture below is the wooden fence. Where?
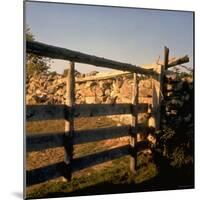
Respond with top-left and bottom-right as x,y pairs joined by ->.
26,41 -> 189,186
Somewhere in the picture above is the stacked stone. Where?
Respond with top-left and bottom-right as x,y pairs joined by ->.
26,72 -> 152,106
162,71 -> 193,130
26,73 -> 67,104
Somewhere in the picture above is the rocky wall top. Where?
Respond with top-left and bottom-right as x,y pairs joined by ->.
26,72 -> 152,105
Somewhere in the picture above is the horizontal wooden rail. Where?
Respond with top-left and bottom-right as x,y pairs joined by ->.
26,125 -> 149,152
74,104 -> 131,117
74,103 -> 148,118
26,161 -> 65,186
26,105 -> 68,121
73,125 -> 130,144
131,123 -> 149,134
26,104 -> 148,121
27,41 -> 156,76
72,145 -> 130,172
26,126 -> 131,152
26,140 -> 153,186
26,132 -> 65,152
27,145 -> 130,186
76,72 -> 132,83
167,55 -> 189,68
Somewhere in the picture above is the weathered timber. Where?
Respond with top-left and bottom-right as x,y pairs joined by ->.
74,103 -> 148,118
26,132 -> 65,152
167,55 -> 189,68
73,125 -> 130,145
164,46 -> 169,69
26,162 -> 65,186
76,71 -> 132,83
72,145 -> 130,172
26,105 -> 68,121
130,73 -> 139,176
151,64 -> 164,129
26,124 -> 145,152
26,104 -> 148,121
64,61 -> 75,180
27,41 -> 156,76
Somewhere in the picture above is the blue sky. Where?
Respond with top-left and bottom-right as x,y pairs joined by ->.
25,1 -> 194,73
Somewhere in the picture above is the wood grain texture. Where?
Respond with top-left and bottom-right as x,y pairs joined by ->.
76,71 -> 132,83
167,55 -> 189,68
64,61 -> 75,180
151,64 -> 164,130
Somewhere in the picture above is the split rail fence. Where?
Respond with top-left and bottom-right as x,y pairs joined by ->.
26,41 -> 189,186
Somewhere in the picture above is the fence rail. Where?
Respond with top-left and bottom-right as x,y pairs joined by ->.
27,41 -> 157,76
26,105 -> 68,121
27,162 -> 65,186
26,123 -> 149,153
76,71 -> 132,83
72,145 -> 130,172
73,125 -> 131,145
27,144 -> 130,186
26,132 -> 65,152
26,125 -> 131,152
26,41 -> 189,187
26,103 -> 148,121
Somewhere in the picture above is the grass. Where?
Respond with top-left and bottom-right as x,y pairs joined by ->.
27,156 -> 132,199
26,116 -> 158,199
26,155 -> 157,199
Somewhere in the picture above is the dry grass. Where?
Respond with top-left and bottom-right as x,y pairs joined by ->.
26,116 -> 157,199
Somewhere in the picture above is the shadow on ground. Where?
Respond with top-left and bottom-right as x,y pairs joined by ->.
34,150 -> 194,199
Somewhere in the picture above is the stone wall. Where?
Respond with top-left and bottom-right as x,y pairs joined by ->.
26,72 -> 153,125
26,70 -> 193,154
26,72 -> 152,105
162,71 -> 193,130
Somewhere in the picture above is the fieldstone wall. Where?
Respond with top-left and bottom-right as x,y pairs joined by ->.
162,71 -> 193,130
26,72 -> 153,125
26,70 -> 194,152
26,72 -> 152,105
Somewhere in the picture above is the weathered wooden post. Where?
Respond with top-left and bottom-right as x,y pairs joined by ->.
164,46 -> 169,69
150,47 -> 168,129
162,46 -> 169,156
130,73 -> 138,178
150,64 -> 164,130
64,61 -> 75,181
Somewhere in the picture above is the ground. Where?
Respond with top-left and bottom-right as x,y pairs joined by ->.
26,116 -> 158,199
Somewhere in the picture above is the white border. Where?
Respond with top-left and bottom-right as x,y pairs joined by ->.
0,0 -> 199,200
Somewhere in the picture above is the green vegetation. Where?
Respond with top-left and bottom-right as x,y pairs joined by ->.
159,72 -> 194,169
26,154 -> 157,199
26,26 -> 51,76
